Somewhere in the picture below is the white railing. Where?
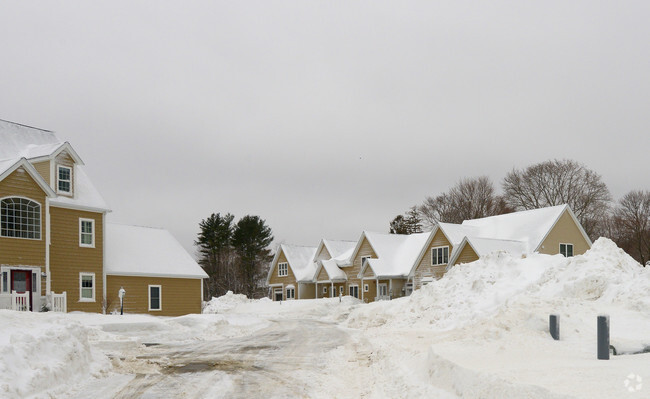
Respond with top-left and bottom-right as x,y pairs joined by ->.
11,291 -> 30,311
50,291 -> 67,313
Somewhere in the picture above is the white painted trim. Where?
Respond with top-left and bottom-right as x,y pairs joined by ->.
48,201 -> 111,214
148,284 -> 162,311
105,272 -> 207,279
278,262 -> 289,277
79,218 -> 95,248
0,196 -> 44,241
0,158 -> 56,197
559,242 -> 574,257
285,286 -> 295,300
0,266 -> 42,297
45,197 -> 51,294
56,164 -> 72,195
79,272 -> 96,302
348,283 -> 359,299
431,245 -> 449,266
102,212 -> 106,314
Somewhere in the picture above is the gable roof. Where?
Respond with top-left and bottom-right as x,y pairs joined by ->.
314,258 -> 348,282
410,204 -> 591,273
105,223 -> 208,279
0,158 -> 57,197
0,119 -> 108,212
357,231 -> 431,278
267,244 -> 318,283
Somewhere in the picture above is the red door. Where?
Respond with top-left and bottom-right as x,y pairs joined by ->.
11,270 -> 32,311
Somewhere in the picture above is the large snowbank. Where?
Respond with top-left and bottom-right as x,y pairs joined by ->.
347,238 -> 650,331
202,291 -> 252,313
0,311 -> 110,398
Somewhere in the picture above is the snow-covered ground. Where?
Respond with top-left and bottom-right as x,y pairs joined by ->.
1,238 -> 648,398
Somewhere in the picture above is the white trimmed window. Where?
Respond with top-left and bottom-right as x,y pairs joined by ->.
323,285 -> 328,294
149,285 -> 162,311
79,218 -> 95,247
560,243 -> 574,257
79,273 -> 95,302
286,287 -> 295,299
57,165 -> 72,194
1,197 -> 41,239
339,286 -> 344,295
432,246 -> 449,265
364,284 -> 369,292
278,262 -> 288,277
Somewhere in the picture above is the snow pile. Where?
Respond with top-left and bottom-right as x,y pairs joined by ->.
346,238 -> 649,331
202,291 -> 252,313
0,311 -> 110,398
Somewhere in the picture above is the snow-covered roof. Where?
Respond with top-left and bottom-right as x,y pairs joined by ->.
359,231 -> 431,278
323,239 -> 356,259
0,120 -> 60,160
105,223 -> 208,279
319,259 -> 348,281
450,237 -> 528,266
0,119 -> 108,212
460,204 -> 568,251
279,244 -> 318,282
49,166 -> 109,212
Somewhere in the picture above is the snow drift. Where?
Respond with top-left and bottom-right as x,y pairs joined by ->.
0,311 -> 109,398
346,238 -> 650,331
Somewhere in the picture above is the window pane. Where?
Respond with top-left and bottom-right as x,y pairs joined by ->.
150,287 -> 160,309
567,245 -> 573,257
443,247 -> 449,263
1,198 -> 41,239
560,244 -> 566,256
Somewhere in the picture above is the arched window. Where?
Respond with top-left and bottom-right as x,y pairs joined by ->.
0,197 -> 41,239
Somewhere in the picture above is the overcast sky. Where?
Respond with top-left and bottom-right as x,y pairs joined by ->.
1,1 -> 649,256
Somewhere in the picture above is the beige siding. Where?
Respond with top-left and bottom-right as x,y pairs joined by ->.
0,168 -> 47,267
268,250 -> 297,300
413,229 -> 452,288
539,209 -> 591,256
315,246 -> 331,261
346,237 -> 376,299
49,206 -> 104,313
32,161 -> 51,186
106,275 -> 202,316
299,282 -> 316,299
362,267 -> 375,278
390,278 -> 407,298
455,243 -> 479,265
316,266 -> 329,282
361,279 -> 376,303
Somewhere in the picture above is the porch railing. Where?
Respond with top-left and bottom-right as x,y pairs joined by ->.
11,291 -> 30,311
50,291 -> 67,313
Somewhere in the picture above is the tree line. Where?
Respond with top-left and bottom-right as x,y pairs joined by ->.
390,159 -> 649,266
195,213 -> 273,299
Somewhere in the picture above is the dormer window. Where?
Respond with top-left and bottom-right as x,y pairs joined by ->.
57,165 -> 72,194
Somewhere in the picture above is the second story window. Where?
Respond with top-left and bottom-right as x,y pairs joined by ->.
79,218 -> 95,247
432,246 -> 449,265
0,197 -> 41,240
57,165 -> 72,194
278,262 -> 288,277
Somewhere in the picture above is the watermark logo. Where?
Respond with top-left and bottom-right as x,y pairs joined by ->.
623,373 -> 643,393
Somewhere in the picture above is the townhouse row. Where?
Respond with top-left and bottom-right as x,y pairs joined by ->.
267,204 -> 592,302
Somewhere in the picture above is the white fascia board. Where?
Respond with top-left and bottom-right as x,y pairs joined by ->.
533,205 -> 593,252
0,158 -> 57,197
448,236 -> 473,267
49,201 -> 111,214
407,228 -> 440,278
106,272 -> 207,279
266,246 -> 284,285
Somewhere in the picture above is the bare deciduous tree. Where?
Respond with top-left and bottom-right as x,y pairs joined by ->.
611,190 -> 650,266
502,159 -> 611,239
418,176 -> 508,229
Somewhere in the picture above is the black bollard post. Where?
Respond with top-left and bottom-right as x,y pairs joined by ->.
549,314 -> 560,340
597,315 -> 609,360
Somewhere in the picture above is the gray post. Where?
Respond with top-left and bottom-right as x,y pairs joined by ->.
549,314 -> 560,340
597,315 -> 609,360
